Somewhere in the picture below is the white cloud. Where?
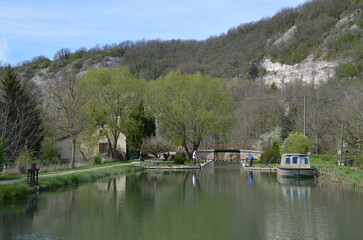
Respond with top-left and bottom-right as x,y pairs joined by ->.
0,39 -> 10,64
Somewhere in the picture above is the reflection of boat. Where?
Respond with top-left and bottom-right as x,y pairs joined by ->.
277,176 -> 316,199
277,154 -> 317,178
277,175 -> 317,186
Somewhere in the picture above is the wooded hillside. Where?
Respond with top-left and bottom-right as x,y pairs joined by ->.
2,0 -> 362,168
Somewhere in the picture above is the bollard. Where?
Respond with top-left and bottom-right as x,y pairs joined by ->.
27,165 -> 39,187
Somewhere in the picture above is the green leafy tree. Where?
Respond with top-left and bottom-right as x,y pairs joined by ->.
280,132 -> 312,154
81,66 -> 145,160
146,71 -> 233,159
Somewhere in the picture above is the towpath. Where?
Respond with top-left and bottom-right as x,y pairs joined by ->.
0,163 -> 135,185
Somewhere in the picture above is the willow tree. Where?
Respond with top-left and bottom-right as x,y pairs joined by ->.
146,71 -> 233,159
81,66 -> 145,160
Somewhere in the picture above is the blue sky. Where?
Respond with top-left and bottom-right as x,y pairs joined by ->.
0,0 -> 307,65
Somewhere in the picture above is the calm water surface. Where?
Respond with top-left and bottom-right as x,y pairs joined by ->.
1,163 -> 362,240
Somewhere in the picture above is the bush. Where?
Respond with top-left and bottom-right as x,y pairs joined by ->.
280,132 -> 312,154
173,155 -> 186,165
39,139 -> 60,164
93,155 -> 102,165
175,151 -> 187,159
14,146 -> 34,174
336,63 -> 359,78
261,142 -> 281,164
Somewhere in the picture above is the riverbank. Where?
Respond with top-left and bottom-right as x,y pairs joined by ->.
0,165 -> 144,204
310,154 -> 363,189
140,159 -> 213,170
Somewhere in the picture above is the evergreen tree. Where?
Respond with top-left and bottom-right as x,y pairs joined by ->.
126,102 -> 156,150
0,65 -> 43,163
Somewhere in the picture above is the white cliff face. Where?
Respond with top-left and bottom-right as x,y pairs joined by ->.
273,25 -> 296,46
261,56 -> 340,86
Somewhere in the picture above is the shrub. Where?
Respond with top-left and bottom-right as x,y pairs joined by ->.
336,63 -> 359,78
173,155 -> 186,165
260,142 -> 281,164
175,151 -> 187,159
93,155 -> 102,165
39,139 -> 60,164
280,132 -> 312,154
14,146 -> 34,174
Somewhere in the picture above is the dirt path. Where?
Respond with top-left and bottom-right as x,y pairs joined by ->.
0,163 -> 135,185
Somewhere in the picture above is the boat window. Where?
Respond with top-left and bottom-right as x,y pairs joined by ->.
302,157 -> 309,165
293,157 -> 298,164
285,157 -> 290,164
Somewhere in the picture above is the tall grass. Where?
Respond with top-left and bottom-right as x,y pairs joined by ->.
0,165 -> 144,204
310,154 -> 363,189
0,183 -> 29,203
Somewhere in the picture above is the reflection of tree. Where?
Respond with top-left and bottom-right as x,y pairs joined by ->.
182,171 -> 201,199
0,196 -> 38,239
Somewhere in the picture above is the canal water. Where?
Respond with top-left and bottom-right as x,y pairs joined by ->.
1,163 -> 362,240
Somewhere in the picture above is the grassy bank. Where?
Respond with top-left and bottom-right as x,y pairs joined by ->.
0,165 -> 144,204
310,154 -> 363,189
0,160 -> 136,181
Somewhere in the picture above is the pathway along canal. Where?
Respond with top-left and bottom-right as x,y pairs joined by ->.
1,163 -> 362,240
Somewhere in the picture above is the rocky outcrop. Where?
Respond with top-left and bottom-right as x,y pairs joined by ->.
261,56 -> 340,86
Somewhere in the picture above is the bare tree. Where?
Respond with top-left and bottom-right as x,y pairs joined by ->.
46,70 -> 87,168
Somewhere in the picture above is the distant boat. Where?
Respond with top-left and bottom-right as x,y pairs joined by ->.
277,154 -> 317,178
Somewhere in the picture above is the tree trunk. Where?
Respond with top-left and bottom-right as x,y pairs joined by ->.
71,136 -> 76,169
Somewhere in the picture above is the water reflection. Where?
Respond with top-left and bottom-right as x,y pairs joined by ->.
248,171 -> 254,184
1,164 -> 362,240
277,177 -> 317,199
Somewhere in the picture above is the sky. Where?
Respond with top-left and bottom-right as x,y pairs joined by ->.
0,0 -> 307,65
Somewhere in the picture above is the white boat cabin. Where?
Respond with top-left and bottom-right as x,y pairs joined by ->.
280,154 -> 311,168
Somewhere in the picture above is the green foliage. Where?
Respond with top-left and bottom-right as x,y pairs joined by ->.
93,154 -> 102,165
258,128 -> 282,164
0,183 -> 29,204
0,66 -> 44,162
328,32 -> 362,59
0,165 -> 144,204
39,139 -> 60,164
146,71 -> 233,156
81,66 -> 145,160
173,155 -> 186,165
176,151 -> 188,159
14,146 -> 34,174
310,154 -> 363,189
336,63 -> 359,78
280,132 -> 312,154
260,142 -> 281,164
126,102 -> 156,150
